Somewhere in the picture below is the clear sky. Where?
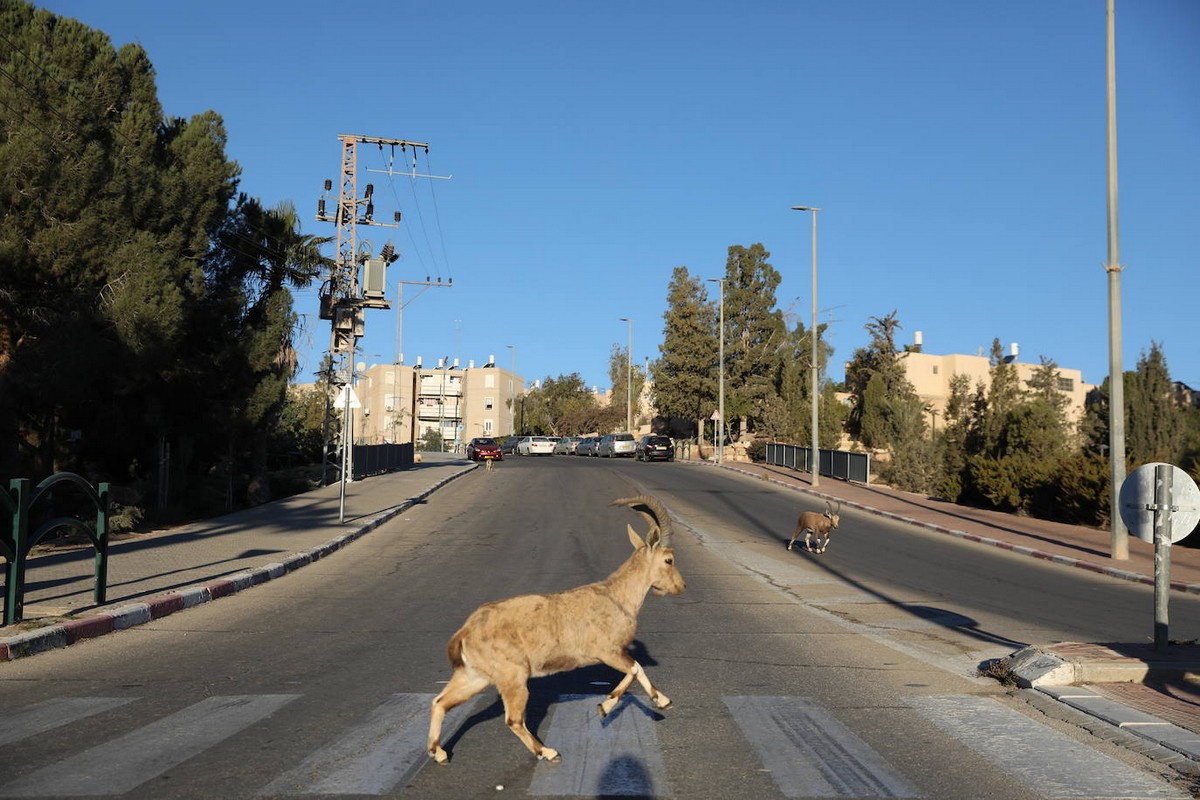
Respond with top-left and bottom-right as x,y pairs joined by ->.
34,1 -> 1200,393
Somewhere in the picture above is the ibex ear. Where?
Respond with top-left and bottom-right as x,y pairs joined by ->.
645,527 -> 662,550
627,524 -> 646,550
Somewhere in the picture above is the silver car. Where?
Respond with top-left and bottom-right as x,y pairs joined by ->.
554,436 -> 584,455
597,432 -> 636,458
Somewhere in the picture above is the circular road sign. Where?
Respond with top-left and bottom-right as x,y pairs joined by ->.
1118,462 -> 1200,544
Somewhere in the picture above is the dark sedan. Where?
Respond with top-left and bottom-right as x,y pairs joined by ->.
635,435 -> 674,462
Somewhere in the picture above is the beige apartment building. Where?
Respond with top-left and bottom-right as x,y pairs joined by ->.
900,346 -> 1095,428
348,355 -> 524,449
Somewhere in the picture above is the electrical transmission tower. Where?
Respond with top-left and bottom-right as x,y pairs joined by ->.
314,133 -> 426,484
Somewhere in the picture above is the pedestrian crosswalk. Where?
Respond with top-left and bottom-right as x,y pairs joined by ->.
0,692 -> 1187,798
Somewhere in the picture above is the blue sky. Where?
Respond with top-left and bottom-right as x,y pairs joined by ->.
35,1 -> 1199,392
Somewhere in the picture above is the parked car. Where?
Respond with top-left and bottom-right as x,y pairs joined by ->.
466,437 -> 503,462
635,435 -> 674,462
517,435 -> 556,456
500,436 -> 522,455
597,432 -> 636,458
576,436 -> 601,456
554,436 -> 584,455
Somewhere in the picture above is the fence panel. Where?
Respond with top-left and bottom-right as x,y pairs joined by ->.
350,443 -> 414,479
764,443 -> 869,484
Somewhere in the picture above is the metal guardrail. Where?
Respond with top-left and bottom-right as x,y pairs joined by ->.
2,473 -> 111,626
764,442 -> 870,484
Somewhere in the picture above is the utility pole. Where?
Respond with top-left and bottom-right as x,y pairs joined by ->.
315,134 -> 423,486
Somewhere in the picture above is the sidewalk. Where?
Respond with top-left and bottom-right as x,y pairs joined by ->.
3,454 -> 1200,768
0,453 -> 478,660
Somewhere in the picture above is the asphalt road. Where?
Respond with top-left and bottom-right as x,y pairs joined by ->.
0,457 -> 1194,799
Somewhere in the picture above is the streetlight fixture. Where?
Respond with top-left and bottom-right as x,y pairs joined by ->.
707,278 -> 725,463
618,317 -> 633,432
792,205 -> 821,488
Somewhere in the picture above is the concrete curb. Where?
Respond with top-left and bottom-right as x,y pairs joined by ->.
0,465 -> 475,662
1039,685 -> 1200,762
704,461 -> 1200,596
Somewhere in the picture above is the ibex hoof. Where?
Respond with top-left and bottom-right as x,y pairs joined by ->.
430,747 -> 449,765
539,747 -> 561,762
653,693 -> 672,710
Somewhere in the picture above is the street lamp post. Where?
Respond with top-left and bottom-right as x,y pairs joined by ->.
707,278 -> 725,463
618,318 -> 633,432
792,205 -> 821,487
1105,0 -> 1128,561
506,344 -> 517,434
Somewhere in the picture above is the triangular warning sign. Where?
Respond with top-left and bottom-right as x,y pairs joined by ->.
334,385 -> 362,411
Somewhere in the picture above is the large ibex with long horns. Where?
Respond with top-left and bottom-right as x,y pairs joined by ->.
427,495 -> 685,764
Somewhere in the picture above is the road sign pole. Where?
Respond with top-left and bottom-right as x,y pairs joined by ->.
1154,464 -> 1173,652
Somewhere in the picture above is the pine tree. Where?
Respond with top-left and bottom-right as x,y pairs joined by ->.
1,5 -> 239,482
649,267 -> 717,441
1126,343 -> 1181,464
845,311 -> 920,448
722,244 -> 785,439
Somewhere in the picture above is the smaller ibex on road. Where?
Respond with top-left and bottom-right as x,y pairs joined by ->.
427,495 -> 685,764
786,500 -> 841,554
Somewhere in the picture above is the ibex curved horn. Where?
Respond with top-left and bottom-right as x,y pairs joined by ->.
611,495 -> 673,547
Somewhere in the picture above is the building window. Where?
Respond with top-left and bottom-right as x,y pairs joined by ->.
932,365 -> 939,375
485,396 -> 494,410
1057,377 -> 1075,392
485,374 -> 496,389
484,419 -> 493,434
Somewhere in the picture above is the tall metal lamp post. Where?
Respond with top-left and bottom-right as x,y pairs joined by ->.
618,317 -> 633,432
708,278 -> 725,463
1104,0 -> 1128,560
792,205 -> 821,487
506,344 -> 517,434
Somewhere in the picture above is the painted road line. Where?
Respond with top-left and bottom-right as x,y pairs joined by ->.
0,697 -> 134,747
529,694 -> 670,797
0,695 -> 300,798
260,693 -> 480,796
724,695 -> 918,798
906,695 -> 1187,799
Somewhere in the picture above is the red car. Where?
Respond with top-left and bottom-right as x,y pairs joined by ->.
466,437 -> 503,462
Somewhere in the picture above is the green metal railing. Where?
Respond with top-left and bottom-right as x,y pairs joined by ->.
2,473 -> 111,626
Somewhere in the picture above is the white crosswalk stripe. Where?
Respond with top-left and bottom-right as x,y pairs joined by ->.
724,696 -> 918,798
528,694 -> 670,797
260,692 -> 479,796
0,695 -> 300,798
0,697 -> 134,747
0,692 -> 1189,798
